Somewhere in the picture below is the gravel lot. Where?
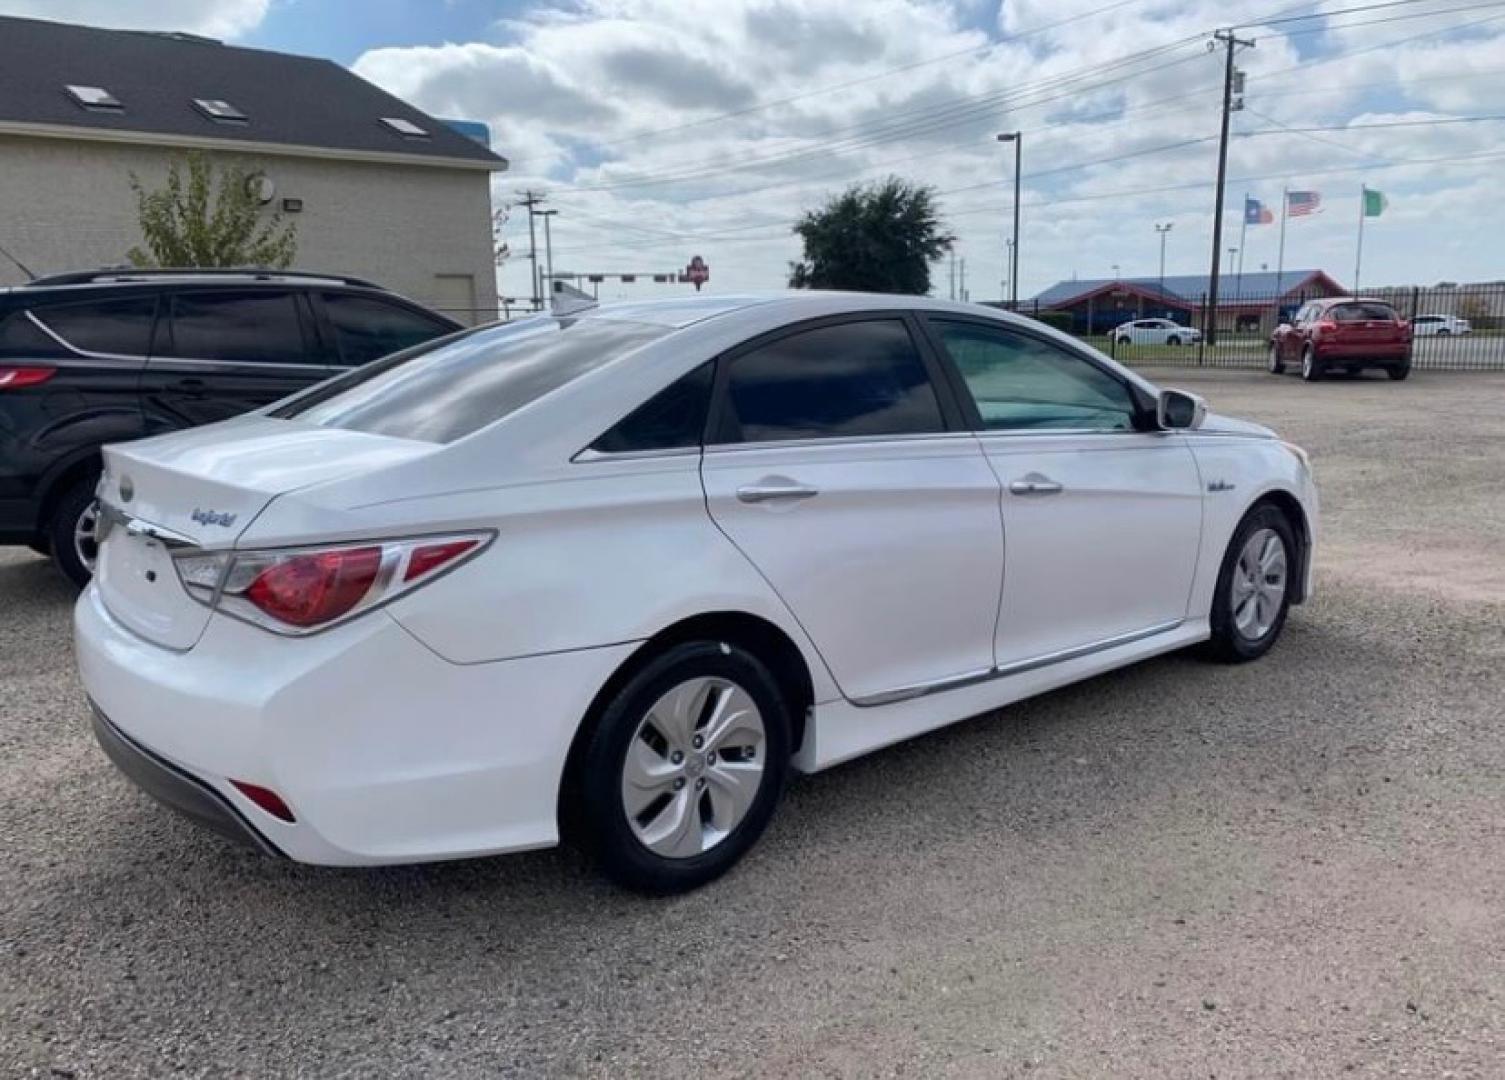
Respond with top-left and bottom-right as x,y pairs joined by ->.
3,369 -> 1503,1078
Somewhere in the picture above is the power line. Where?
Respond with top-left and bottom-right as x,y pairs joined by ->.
1241,0 -> 1490,27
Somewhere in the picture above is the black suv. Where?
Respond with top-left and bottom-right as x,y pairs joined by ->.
0,269 -> 462,585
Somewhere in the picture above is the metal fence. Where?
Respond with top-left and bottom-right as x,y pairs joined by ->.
998,282 -> 1505,371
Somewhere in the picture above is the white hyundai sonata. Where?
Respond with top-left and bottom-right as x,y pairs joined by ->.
76,291 -> 1317,892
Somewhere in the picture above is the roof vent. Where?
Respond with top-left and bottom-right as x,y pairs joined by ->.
380,116 -> 429,138
65,85 -> 122,112
193,98 -> 248,124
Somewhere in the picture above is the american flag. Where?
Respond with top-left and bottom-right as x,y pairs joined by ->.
1287,190 -> 1322,217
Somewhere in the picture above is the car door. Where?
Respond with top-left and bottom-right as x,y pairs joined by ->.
699,314 -> 1004,704
140,288 -> 329,429
920,316 -> 1204,668
314,291 -> 459,370
1280,304 -> 1314,364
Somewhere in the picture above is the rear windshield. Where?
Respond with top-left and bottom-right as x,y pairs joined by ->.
1333,302 -> 1398,321
273,316 -> 668,443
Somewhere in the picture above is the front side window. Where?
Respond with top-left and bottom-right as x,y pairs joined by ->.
276,316 -> 668,444
322,293 -> 455,367
167,290 -> 307,364
931,319 -> 1137,432
32,296 -> 157,356
713,319 -> 944,444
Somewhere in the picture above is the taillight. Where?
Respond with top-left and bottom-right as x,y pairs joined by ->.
1314,319 -> 1338,335
0,366 -> 56,389
173,532 -> 490,635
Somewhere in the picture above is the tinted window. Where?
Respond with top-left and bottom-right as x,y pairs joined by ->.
714,320 -> 943,444
277,316 -> 668,444
931,320 -> 1137,431
323,293 -> 454,367
167,290 -> 307,364
33,296 -> 156,355
1333,302 -> 1398,322
0,310 -> 68,359
592,363 -> 712,454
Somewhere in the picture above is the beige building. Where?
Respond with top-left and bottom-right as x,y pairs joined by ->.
0,16 -> 507,323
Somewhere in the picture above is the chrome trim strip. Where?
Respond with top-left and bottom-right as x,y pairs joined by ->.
703,431 -> 980,455
572,446 -> 700,463
850,619 -> 1185,708
96,502 -> 199,550
145,356 -> 333,374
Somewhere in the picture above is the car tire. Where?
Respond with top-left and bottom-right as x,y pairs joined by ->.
1205,503 -> 1298,664
1300,345 -> 1323,382
1268,343 -> 1286,374
574,640 -> 792,894
1115,335 -> 1130,346
1437,328 -> 1450,337
47,474 -> 101,589
1387,361 -> 1411,381
1166,335 -> 1181,346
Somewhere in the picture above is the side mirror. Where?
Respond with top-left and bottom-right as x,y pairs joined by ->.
1157,389 -> 1206,430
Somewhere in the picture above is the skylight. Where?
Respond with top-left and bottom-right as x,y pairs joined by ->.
65,85 -> 122,111
380,116 -> 428,138
193,98 -> 248,124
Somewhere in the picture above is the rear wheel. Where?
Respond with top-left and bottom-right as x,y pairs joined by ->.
47,475 -> 100,589
1300,345 -> 1323,382
575,641 -> 791,893
1206,504 -> 1297,663
1267,343 -> 1286,374
1167,335 -> 1182,346
1387,360 -> 1411,381
1437,328 -> 1451,337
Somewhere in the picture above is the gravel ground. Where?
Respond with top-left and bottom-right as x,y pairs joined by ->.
3,369 -> 1503,1078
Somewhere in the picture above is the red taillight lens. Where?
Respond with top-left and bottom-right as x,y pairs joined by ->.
0,366 -> 56,389
229,779 -> 296,822
245,546 -> 382,628
1315,320 -> 1338,334
404,538 -> 479,582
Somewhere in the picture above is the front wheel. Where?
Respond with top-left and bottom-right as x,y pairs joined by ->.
1166,335 -> 1181,347
1206,505 -> 1297,663
574,641 -> 791,893
1268,343 -> 1286,374
47,475 -> 101,589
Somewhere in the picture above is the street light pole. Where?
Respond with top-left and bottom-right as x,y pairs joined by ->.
1155,223 -> 1173,302
997,132 -> 1021,308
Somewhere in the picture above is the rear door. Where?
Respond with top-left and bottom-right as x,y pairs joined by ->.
140,288 -> 329,430
699,314 -> 1004,704
314,291 -> 458,370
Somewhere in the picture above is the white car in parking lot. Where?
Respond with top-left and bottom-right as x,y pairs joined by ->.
1112,318 -> 1203,346
1410,314 -> 1471,336
76,292 -> 1317,892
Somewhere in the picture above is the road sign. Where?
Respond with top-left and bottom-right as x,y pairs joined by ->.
685,255 -> 709,291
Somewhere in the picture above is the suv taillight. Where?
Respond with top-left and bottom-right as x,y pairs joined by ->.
0,366 -> 56,389
173,533 -> 492,635
1314,319 -> 1338,335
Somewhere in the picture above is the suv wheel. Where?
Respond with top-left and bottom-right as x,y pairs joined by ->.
574,641 -> 791,893
1300,345 -> 1323,382
47,475 -> 101,588
1387,361 -> 1411,381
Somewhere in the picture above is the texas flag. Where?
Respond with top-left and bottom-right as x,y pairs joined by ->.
1244,196 -> 1274,225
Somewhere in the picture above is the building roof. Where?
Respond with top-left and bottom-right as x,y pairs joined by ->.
1033,269 -> 1342,308
0,16 -> 506,171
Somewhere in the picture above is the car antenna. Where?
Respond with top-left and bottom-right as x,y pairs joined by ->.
0,239 -> 37,281
551,280 -> 598,317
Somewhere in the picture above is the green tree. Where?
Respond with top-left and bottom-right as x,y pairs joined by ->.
127,152 -> 297,268
788,177 -> 954,295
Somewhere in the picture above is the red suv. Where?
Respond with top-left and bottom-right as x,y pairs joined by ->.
1269,298 -> 1411,382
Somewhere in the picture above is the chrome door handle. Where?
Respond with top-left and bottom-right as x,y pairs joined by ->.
1009,477 -> 1063,496
737,483 -> 819,504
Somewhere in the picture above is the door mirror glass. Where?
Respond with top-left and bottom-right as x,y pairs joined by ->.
1157,389 -> 1206,430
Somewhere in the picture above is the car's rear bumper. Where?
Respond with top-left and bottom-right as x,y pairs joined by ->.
75,583 -> 639,865
1314,344 -> 1410,362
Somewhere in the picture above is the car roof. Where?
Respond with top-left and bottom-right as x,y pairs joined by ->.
574,290 -> 1035,330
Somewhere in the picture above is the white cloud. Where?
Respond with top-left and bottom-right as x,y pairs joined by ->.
0,0 -> 270,39
349,0 -> 1505,302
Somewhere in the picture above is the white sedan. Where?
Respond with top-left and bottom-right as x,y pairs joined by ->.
1113,318 -> 1202,346
1410,314 -> 1471,336
76,292 -> 1317,893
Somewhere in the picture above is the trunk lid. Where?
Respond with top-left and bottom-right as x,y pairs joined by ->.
95,416 -> 436,649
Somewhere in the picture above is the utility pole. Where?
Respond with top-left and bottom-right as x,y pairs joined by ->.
949,251 -> 957,300
960,257 -> 968,303
516,190 -> 547,312
1155,223 -> 1173,303
539,209 -> 558,306
1206,30 -> 1254,347
996,132 -> 1022,308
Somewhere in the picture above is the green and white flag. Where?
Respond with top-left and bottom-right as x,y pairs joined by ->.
1362,186 -> 1388,217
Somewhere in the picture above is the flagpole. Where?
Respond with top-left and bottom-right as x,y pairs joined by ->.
1238,193 -> 1249,299
1275,186 -> 1288,301
1354,184 -> 1366,296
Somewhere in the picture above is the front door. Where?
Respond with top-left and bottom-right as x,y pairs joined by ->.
700,316 -> 1004,704
922,316 -> 1204,667
140,289 -> 328,430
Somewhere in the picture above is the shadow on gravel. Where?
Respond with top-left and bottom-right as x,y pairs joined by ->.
0,551 -> 74,609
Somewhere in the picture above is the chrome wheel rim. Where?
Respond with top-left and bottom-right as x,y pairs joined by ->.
74,499 -> 100,573
1231,528 -> 1287,641
1302,349 -> 1314,378
621,676 -> 766,859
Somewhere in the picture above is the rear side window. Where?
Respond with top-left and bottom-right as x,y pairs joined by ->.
713,320 -> 944,444
322,293 -> 455,367
1333,302 -> 1398,322
166,290 -> 308,364
32,296 -> 157,355
591,363 -> 713,454
0,310 -> 68,358
276,316 -> 668,444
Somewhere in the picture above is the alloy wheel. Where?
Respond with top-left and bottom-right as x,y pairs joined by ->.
74,499 -> 100,574
1231,527 -> 1287,641
620,676 -> 767,859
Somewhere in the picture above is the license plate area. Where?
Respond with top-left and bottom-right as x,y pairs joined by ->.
96,510 -> 214,650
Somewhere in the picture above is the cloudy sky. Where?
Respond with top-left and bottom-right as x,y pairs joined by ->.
9,0 -> 1503,302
